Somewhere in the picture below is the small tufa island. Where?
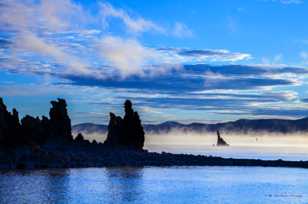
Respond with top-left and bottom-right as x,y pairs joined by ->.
1,97 -> 308,169
216,130 -> 229,146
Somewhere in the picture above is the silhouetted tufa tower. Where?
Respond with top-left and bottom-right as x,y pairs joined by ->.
216,130 -> 229,146
104,100 -> 145,150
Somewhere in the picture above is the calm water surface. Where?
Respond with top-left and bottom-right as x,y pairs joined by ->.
146,144 -> 308,161
0,166 -> 308,204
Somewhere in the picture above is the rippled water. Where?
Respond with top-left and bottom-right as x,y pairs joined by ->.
1,166 -> 308,204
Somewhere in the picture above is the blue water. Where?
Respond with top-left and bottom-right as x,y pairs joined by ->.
1,166 -> 308,204
148,145 -> 308,161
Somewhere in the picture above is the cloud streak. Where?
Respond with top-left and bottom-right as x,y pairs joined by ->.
158,48 -> 251,63
100,2 -> 165,34
263,0 -> 304,4
275,0 -> 303,4
0,0 -> 251,79
97,36 -> 175,78
64,64 -> 304,94
172,22 -> 193,38
14,32 -> 91,75
0,0 -> 87,32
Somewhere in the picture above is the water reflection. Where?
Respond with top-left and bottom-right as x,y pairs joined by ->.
105,167 -> 144,203
44,169 -> 71,204
0,169 -> 70,204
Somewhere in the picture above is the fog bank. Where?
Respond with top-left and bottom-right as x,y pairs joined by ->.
78,130 -> 308,161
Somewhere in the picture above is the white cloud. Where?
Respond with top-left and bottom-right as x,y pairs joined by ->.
0,0 -> 87,32
0,0 -> 192,79
0,0 -> 251,80
172,22 -> 193,38
14,32 -> 91,75
259,54 -> 286,67
298,51 -> 308,68
0,0 -> 96,76
300,51 -> 308,62
97,37 -> 252,78
98,36 -> 158,77
202,71 -> 233,86
278,0 -> 303,4
100,3 -> 165,34
97,36 -> 183,78
265,91 -> 298,101
264,0 -> 304,4
158,48 -> 251,63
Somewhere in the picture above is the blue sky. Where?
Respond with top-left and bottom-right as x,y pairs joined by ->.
1,0 -> 308,124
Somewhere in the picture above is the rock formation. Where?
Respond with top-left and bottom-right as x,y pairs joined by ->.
0,97 -> 73,147
104,100 -> 145,150
21,115 -> 45,145
48,99 -> 73,143
0,98 -> 21,146
0,97 -> 144,150
105,112 -> 123,147
75,133 -> 85,143
216,130 -> 229,146
123,100 -> 145,149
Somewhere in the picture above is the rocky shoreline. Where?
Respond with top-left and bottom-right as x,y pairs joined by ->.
1,143 -> 308,170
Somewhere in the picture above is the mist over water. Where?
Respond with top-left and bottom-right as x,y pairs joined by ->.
81,130 -> 308,161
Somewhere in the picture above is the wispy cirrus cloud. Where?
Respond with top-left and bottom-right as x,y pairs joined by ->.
2,0 -> 165,78
263,0 -> 304,4
0,0 -> 96,76
300,51 -> 308,64
171,22 -> 193,38
14,32 -> 92,75
0,0 -> 248,79
169,48 -> 251,62
277,0 -> 303,4
0,0 -> 88,32
64,64 -> 305,94
99,3 -> 194,38
97,36 -> 178,78
100,2 -> 165,34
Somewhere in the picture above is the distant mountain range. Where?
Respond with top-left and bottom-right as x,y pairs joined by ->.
73,117 -> 308,134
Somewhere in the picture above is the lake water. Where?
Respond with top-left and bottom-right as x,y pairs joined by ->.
1,166 -> 308,204
146,144 -> 308,161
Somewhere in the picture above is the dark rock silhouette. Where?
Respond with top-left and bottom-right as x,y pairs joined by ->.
104,100 -> 145,150
75,133 -> 85,143
74,132 -> 91,145
105,112 -> 123,147
21,99 -> 73,145
123,100 -> 145,149
0,98 -> 21,146
21,115 -> 45,145
0,97 -> 74,147
49,99 -> 73,143
216,130 -> 229,146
